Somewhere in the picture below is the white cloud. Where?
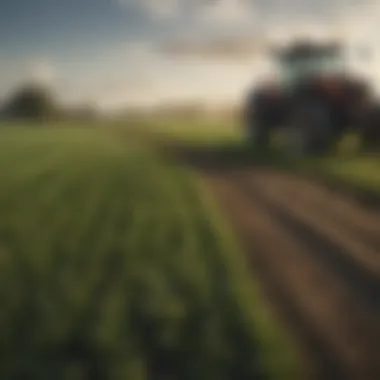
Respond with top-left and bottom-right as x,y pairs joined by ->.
28,61 -> 56,86
116,0 -> 380,28
117,0 -> 257,25
159,35 -> 266,61
125,42 -> 156,63
197,0 -> 255,26
117,0 -> 180,19
140,0 -> 179,18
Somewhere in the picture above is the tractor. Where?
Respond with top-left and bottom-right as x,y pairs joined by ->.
244,39 -> 380,155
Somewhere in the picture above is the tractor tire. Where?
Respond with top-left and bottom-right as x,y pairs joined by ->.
359,103 -> 380,153
286,102 -> 332,156
286,126 -> 311,156
245,120 -> 271,148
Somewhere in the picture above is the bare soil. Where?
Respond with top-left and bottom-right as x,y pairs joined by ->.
171,145 -> 380,380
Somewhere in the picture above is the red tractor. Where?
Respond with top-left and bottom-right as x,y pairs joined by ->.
244,39 -> 380,155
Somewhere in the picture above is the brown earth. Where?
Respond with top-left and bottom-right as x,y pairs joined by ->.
170,145 -> 380,380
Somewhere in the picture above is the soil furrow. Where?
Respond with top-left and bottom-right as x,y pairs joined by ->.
246,172 -> 380,284
206,172 -> 380,380
239,172 -> 380,314
206,174 -> 347,380
255,170 -> 380,250
170,145 -> 380,379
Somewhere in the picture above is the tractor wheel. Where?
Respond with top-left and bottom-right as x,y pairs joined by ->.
359,103 -> 380,153
246,121 -> 271,148
286,102 -> 332,156
286,126 -> 310,156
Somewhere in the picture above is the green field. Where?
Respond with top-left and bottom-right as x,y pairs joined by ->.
2,117 -> 378,379
0,125 -> 299,379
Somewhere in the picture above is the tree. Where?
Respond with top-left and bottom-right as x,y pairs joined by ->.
3,82 -> 57,121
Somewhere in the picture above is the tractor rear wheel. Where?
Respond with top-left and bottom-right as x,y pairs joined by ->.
286,102 -> 332,156
244,109 -> 271,148
247,123 -> 270,147
359,103 -> 380,153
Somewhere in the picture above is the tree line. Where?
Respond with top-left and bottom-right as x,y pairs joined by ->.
0,82 -> 98,122
1,82 -> 58,121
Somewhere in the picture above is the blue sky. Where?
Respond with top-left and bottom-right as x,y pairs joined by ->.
1,0 -> 380,109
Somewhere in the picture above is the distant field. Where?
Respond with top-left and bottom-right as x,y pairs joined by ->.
138,117 -> 380,199
134,117 -> 241,145
0,125 -> 299,379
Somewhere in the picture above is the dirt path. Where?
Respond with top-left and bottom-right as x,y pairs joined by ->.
172,146 -> 380,380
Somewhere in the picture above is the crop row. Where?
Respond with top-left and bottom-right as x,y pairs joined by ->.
0,127 -> 298,379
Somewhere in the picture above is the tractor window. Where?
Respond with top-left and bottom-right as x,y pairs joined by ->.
322,54 -> 343,73
278,52 -> 343,86
274,42 -> 345,89
279,59 -> 316,84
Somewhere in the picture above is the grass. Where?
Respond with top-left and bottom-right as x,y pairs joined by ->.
0,124 -> 300,379
133,116 -> 241,145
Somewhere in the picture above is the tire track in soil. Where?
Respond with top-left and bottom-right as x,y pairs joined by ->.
166,144 -> 380,379
242,170 -> 380,314
205,174 -> 347,380
253,170 -> 380,251
203,171 -> 380,380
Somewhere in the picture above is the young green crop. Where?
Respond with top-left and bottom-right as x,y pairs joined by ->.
0,125 -> 299,379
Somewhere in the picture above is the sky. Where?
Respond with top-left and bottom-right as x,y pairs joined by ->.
1,0 -> 380,110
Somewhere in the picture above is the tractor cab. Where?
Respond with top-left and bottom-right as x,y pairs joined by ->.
272,40 -> 345,92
